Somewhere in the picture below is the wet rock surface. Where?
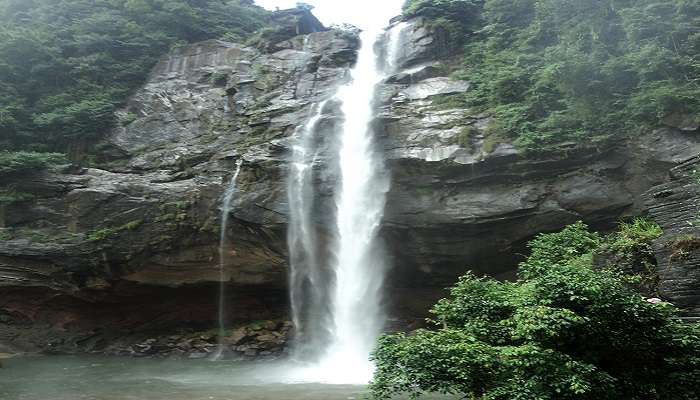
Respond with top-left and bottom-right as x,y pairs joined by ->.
2,15 -> 700,352
101,320 -> 293,360
644,156 -> 700,317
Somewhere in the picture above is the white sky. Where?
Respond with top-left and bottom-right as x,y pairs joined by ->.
254,0 -> 405,30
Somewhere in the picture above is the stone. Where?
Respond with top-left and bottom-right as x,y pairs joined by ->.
262,320 -> 278,330
662,112 -> 700,131
223,328 -> 248,346
400,77 -> 470,100
255,334 -> 277,342
386,63 -> 442,84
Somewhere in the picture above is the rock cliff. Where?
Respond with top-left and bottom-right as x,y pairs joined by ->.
1,12 -> 699,353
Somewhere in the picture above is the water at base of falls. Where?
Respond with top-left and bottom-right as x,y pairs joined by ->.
0,356 -> 458,400
213,159 -> 244,360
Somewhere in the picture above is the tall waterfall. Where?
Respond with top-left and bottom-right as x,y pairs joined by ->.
319,26 -> 392,382
214,159 -> 243,359
286,18 -> 406,383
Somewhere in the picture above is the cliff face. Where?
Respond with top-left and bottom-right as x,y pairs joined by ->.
1,14 -> 699,352
644,156 -> 700,318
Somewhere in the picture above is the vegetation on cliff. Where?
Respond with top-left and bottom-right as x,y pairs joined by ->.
0,0 -> 269,171
403,0 -> 700,153
371,221 -> 700,399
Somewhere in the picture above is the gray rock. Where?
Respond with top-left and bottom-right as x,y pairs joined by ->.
662,112 -> 700,132
400,77 -> 470,100
644,156 -> 700,317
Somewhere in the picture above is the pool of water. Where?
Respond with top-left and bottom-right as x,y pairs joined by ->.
0,356 -> 453,400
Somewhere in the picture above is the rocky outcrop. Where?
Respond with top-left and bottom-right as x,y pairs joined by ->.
101,320 -> 292,360
644,156 -> 700,317
1,14 -> 700,352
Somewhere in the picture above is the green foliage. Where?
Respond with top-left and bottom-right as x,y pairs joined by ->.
119,112 -> 139,127
403,0 -> 483,38
602,217 -> 662,259
371,222 -> 700,400
0,0 -> 269,152
456,126 -> 478,147
85,219 -> 143,242
414,0 -> 700,152
519,221 -> 601,279
595,218 -> 663,291
669,234 -> 700,262
693,168 -> 700,185
0,188 -> 33,204
0,151 -> 65,175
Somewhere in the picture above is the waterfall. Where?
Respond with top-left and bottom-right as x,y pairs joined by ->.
318,26 -> 392,383
286,19 -> 406,383
213,159 -> 243,360
287,101 -> 331,359
385,22 -> 409,72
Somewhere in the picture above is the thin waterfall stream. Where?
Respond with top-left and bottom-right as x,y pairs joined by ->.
214,159 -> 244,360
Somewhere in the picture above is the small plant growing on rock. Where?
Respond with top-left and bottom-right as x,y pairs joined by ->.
0,189 -> 35,205
692,169 -> 700,185
86,220 -> 144,242
209,72 -> 229,87
669,234 -> 700,262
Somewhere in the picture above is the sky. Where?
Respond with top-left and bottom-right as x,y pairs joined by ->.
254,0 -> 405,30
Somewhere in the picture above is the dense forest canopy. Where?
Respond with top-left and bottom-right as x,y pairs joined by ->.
404,0 -> 700,152
0,0 -> 269,167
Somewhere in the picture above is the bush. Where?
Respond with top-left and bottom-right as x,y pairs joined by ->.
371,223 -> 700,400
519,221 -> 601,279
0,151 -> 66,176
600,217 -> 662,262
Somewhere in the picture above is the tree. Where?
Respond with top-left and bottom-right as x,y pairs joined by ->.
371,222 -> 700,399
405,0 -> 700,153
0,0 -> 270,153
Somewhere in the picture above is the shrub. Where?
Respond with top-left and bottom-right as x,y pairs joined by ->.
519,221 -> 601,279
371,223 -> 700,400
0,151 -> 66,176
600,217 -> 662,263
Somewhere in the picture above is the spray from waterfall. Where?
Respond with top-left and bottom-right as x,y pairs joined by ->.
213,159 -> 243,360
286,19 -> 407,383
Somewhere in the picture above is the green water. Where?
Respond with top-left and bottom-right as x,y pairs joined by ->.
0,356 -> 453,400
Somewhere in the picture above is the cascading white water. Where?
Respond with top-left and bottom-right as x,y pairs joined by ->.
286,19 -> 408,383
213,159 -> 243,360
287,101 -> 331,359
386,22 -> 409,72
318,26 -> 392,382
